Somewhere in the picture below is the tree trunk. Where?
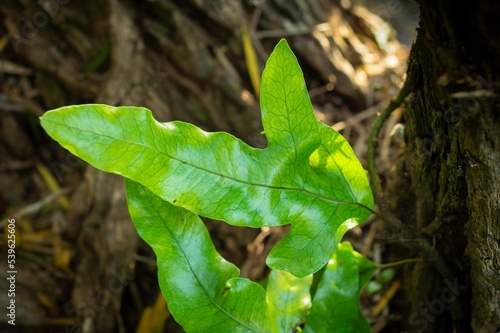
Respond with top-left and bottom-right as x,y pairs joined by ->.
390,1 -> 500,332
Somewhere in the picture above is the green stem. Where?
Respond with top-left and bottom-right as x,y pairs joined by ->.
360,258 -> 423,275
367,81 -> 411,231
366,81 -> 458,312
375,258 -> 423,269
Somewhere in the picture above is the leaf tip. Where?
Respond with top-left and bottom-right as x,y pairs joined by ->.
275,38 -> 291,52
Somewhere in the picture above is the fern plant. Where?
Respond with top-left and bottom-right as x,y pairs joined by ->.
41,39 -> 377,332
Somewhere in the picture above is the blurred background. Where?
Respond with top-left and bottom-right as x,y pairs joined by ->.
0,1 -> 418,332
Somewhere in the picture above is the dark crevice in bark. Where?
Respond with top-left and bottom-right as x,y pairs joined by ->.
390,1 -> 500,332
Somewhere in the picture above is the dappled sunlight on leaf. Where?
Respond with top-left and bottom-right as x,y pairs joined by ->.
40,39 -> 373,277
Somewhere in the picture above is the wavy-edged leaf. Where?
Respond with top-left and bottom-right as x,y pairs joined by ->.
40,39 -> 373,277
304,242 -> 376,333
125,179 -> 268,333
266,270 -> 312,332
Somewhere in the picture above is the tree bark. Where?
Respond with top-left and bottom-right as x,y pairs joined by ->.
390,1 -> 500,332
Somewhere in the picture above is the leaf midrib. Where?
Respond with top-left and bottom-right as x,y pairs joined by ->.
144,193 -> 264,333
50,119 -> 371,213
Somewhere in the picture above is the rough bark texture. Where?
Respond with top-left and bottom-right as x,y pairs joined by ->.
390,1 -> 500,332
